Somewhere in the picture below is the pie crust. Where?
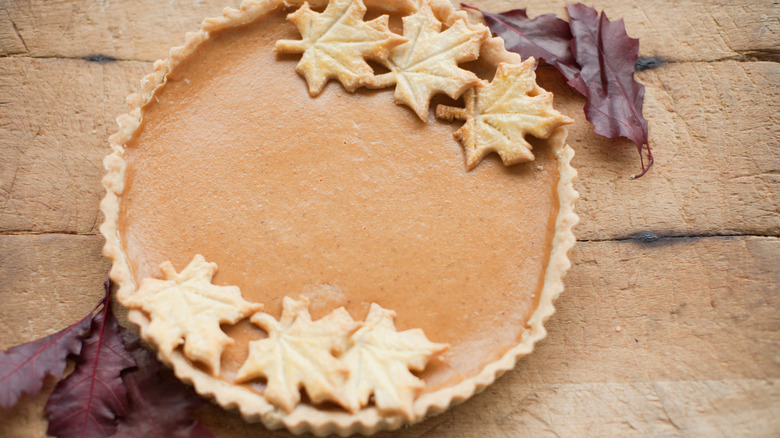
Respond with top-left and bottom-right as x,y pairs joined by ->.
100,0 -> 579,435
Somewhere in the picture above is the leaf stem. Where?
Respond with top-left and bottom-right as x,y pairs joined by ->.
631,142 -> 654,179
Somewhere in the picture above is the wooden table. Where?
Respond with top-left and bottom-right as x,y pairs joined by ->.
1,0 -> 777,436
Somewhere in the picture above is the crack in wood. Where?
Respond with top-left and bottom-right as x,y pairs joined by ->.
580,232 -> 780,246
0,231 -> 98,236
9,16 -> 29,54
734,49 -> 780,63
0,54 -> 151,63
636,56 -> 667,71
2,52 -> 778,65
2,230 -> 777,243
82,54 -> 118,64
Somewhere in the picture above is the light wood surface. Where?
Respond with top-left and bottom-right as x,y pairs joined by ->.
1,0 -> 778,436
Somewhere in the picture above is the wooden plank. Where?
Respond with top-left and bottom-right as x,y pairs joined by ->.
0,0 -> 230,61
2,57 -> 777,238
0,234 -> 776,436
537,60 -> 780,240
0,8 -> 27,56
524,236 -> 780,385
505,0 -> 780,63
0,57 -> 152,233
0,0 -> 775,63
188,379 -> 780,437
0,234 -> 108,348
413,379 -> 780,438
3,375 -> 774,438
650,379 -> 780,437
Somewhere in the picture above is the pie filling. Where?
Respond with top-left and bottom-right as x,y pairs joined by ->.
117,5 -> 560,404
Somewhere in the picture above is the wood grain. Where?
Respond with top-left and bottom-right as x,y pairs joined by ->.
195,379 -> 780,437
487,0 -> 780,63
0,236 -> 776,436
1,0 -> 776,63
539,60 -> 780,240
1,57 -> 777,238
0,0 -> 230,61
0,58 -> 151,233
0,234 -> 108,348
0,0 -> 778,436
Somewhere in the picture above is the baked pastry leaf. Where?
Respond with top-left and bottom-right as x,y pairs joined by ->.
275,0 -> 406,95
236,297 -> 359,413
370,0 -> 488,120
342,304 -> 448,420
436,60 -> 574,169
124,255 -> 263,375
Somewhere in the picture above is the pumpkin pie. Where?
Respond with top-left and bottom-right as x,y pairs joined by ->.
100,0 -> 578,434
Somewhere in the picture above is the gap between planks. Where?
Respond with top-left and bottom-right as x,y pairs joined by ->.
2,230 -> 778,242
0,230 -> 99,236
0,50 -> 778,66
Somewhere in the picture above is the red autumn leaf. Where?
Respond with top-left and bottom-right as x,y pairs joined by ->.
461,4 -> 579,79
566,3 -> 652,177
116,333 -> 214,438
465,3 -> 653,178
2,278 -> 215,437
0,303 -> 97,409
45,284 -> 136,438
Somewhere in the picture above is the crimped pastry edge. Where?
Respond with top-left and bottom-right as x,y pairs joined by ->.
99,0 -> 579,435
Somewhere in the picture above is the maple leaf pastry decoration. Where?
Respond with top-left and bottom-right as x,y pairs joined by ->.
275,0 -> 406,96
436,60 -> 574,170
124,255 -> 263,374
236,297 -> 359,413
369,0 -> 489,120
342,304 -> 448,420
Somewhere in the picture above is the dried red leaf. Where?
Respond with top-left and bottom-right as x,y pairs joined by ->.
462,4 -> 579,79
3,279 -> 215,437
116,334 -> 213,438
45,283 -> 136,438
566,3 -> 652,177
465,3 -> 653,177
0,303 -> 96,409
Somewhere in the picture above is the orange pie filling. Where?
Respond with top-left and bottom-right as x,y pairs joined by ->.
104,0 -> 576,430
